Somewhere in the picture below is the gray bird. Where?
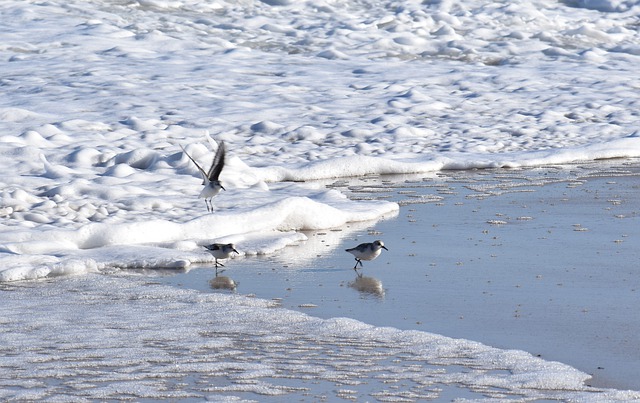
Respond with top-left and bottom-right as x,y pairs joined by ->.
345,240 -> 388,274
181,137 -> 226,212
204,243 -> 239,270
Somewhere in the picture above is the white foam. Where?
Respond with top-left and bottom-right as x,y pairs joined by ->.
1,275 -> 638,401
2,0 -> 640,397
0,190 -> 396,281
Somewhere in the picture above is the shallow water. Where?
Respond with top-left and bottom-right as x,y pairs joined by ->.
2,163 -> 640,401
3,1 -> 640,399
158,161 -> 640,391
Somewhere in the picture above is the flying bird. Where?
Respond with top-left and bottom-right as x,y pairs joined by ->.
181,137 -> 226,212
345,240 -> 388,275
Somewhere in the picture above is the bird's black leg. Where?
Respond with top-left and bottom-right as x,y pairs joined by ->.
353,258 -> 363,269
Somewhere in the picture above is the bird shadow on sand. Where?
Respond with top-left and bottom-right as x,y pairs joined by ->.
348,274 -> 385,298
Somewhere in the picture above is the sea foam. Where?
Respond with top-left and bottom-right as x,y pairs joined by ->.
1,274 -> 639,401
1,0 -> 640,398
1,0 -> 639,292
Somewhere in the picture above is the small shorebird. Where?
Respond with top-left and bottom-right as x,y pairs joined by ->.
345,240 -> 388,275
204,243 -> 239,271
181,136 -> 226,212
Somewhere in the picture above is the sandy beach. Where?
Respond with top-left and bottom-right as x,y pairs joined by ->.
159,159 -> 640,393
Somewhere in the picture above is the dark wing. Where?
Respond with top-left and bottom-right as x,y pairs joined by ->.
181,145 -> 208,183
207,140 -> 226,181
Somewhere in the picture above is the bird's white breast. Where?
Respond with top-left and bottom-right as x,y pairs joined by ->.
199,183 -> 222,198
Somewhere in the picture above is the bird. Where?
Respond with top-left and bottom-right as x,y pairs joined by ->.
345,240 -> 388,275
204,243 -> 239,272
181,136 -> 226,212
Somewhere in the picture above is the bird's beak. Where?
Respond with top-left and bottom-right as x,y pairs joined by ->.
382,246 -> 388,250
221,184 -> 226,191
232,248 -> 239,254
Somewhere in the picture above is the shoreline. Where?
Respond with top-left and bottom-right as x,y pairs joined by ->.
160,159 -> 640,392
2,160 -> 639,401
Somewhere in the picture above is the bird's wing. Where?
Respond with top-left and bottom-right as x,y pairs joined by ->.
207,140 -> 226,181
180,145 -> 209,184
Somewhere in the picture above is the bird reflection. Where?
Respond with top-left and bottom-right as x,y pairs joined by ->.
209,273 -> 237,291
348,275 -> 384,298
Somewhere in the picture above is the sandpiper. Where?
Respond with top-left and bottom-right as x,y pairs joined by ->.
181,135 -> 226,212
345,240 -> 388,275
204,243 -> 239,270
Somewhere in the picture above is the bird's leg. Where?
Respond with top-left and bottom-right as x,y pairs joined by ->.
353,258 -> 363,269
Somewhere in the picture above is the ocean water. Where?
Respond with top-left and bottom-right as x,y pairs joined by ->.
158,162 -> 640,393
1,0 -> 640,400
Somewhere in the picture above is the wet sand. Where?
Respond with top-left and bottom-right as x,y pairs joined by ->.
157,159 -> 640,392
